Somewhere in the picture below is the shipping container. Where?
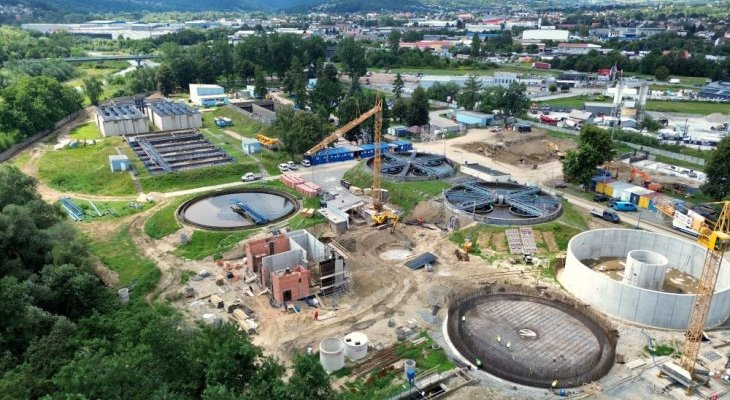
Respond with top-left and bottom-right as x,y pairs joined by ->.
606,181 -> 632,199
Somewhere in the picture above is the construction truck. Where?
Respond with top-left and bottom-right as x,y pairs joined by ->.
629,167 -> 662,192
547,141 -> 566,159
590,208 -> 621,223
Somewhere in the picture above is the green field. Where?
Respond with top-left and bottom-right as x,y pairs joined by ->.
72,198 -> 150,220
69,122 -> 102,140
644,100 -> 730,115
343,162 -> 451,216
144,197 -> 191,239
88,224 -> 160,293
138,162 -> 259,193
38,137 -> 137,196
201,107 -> 267,139
535,95 -> 611,109
176,229 -> 257,260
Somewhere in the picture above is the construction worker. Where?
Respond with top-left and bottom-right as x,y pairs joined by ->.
476,358 -> 482,368
551,380 -> 558,392
506,341 -> 511,349
461,316 -> 466,322
496,335 -> 501,344
314,310 -> 319,321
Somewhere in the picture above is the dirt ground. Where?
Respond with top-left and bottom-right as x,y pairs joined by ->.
455,129 -> 577,167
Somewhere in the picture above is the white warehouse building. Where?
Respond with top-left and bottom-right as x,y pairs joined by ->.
522,29 -> 570,42
145,101 -> 202,131
94,103 -> 149,137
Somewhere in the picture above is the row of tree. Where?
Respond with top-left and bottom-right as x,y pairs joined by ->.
0,76 -> 82,152
0,166 -> 340,399
452,76 -> 530,116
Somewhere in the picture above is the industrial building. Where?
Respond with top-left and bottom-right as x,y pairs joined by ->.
189,84 -> 229,107
241,137 -> 262,154
455,110 -> 494,127
698,81 -> 730,101
94,103 -> 149,137
521,29 -> 569,42
584,102 -> 615,116
145,101 -> 202,131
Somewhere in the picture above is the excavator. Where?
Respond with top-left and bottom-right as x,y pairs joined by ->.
629,167 -> 662,192
547,141 -> 566,159
662,201 -> 730,394
371,210 -> 399,231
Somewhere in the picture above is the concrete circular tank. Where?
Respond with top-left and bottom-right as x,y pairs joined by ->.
344,332 -> 369,361
444,180 -> 562,225
560,229 -> 730,330
177,188 -> 298,230
365,151 -> 456,180
445,286 -> 616,388
319,337 -> 345,373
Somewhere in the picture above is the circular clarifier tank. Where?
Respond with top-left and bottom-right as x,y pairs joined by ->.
178,188 -> 298,230
446,288 -> 616,388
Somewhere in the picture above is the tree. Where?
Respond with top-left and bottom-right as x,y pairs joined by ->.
310,69 -> 342,118
276,109 -> 330,157
406,86 -> 430,127
392,73 -> 404,99
702,136 -> 730,200
81,77 -> 103,106
253,67 -> 267,99
392,98 -> 409,122
336,37 -> 367,88
476,86 -> 505,114
287,354 -> 338,400
640,114 -> 660,132
654,65 -> 670,81
427,82 -> 460,102
470,34 -> 481,58
548,83 -> 558,94
499,82 -> 530,116
155,64 -> 175,96
562,125 -> 616,186
457,75 -> 482,111
388,30 -> 401,53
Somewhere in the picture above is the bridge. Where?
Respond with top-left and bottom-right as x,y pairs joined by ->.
13,54 -> 156,64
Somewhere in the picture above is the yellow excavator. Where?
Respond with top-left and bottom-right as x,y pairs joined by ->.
371,210 -> 399,230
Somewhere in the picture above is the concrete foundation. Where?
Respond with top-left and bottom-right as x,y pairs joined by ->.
560,229 -> 730,330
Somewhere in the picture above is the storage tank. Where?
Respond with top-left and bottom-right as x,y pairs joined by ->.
623,249 -> 668,291
344,332 -> 369,361
118,288 -> 129,303
404,359 -> 416,382
319,338 -> 345,372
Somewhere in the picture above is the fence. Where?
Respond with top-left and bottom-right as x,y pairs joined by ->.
0,109 -> 83,163
517,117 -> 707,166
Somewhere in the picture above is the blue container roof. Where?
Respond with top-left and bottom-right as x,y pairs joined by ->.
392,140 -> 412,145
316,147 -> 353,156
358,143 -> 391,151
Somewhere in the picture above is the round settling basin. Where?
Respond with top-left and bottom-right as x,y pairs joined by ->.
178,188 -> 298,230
447,292 -> 615,388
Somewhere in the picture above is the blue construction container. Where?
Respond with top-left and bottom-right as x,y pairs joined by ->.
392,140 -> 413,152
308,147 -> 354,166
357,143 -> 391,159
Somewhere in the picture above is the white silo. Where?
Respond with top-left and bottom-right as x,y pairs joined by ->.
623,249 -> 669,291
319,337 -> 345,372
344,332 -> 369,361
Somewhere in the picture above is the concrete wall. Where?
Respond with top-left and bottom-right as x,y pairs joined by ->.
287,230 -> 329,264
98,116 -> 149,137
245,234 -> 290,273
149,111 -> 202,131
261,249 -> 303,287
560,229 -> 730,329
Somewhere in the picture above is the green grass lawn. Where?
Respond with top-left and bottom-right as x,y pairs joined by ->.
343,162 -> 451,216
38,137 -> 137,196
138,162 -> 260,193
201,107 -> 267,139
176,230 -> 257,260
450,200 -> 586,253
71,198 -> 149,220
535,95 -> 611,109
69,122 -> 102,140
644,100 -> 730,115
144,197 -> 192,239
88,224 -> 161,293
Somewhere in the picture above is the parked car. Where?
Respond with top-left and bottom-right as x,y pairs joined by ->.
277,163 -> 289,172
593,194 -> 610,202
301,159 -> 311,167
590,208 -> 621,223
241,172 -> 262,182
287,161 -> 298,170
613,201 -> 638,212
340,179 -> 352,189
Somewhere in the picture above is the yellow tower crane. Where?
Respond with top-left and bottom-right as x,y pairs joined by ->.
670,201 -> 730,393
304,94 -> 384,209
